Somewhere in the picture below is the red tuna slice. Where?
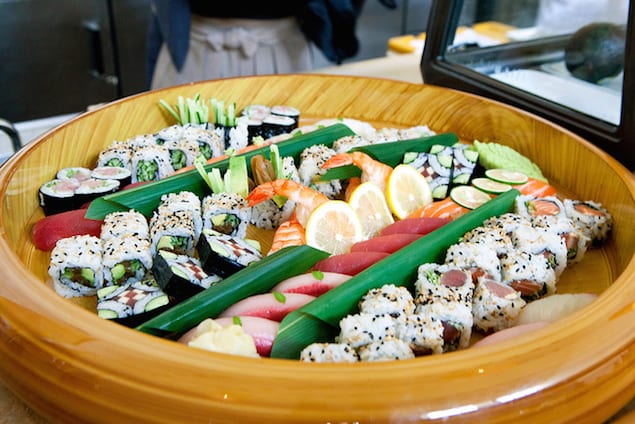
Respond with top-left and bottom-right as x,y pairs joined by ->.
271,271 -> 351,297
350,233 -> 421,254
218,293 -> 316,322
379,217 -> 450,236
312,251 -> 390,276
32,208 -> 104,251
177,317 -> 280,357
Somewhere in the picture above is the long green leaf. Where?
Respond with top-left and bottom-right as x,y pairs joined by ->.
319,132 -> 459,181
135,245 -> 330,338
270,189 -> 520,359
85,124 -> 355,219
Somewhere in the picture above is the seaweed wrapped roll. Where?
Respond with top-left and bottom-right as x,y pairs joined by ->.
152,250 -> 222,301
197,229 -> 262,278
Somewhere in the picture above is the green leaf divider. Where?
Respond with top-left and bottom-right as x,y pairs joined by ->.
319,132 -> 459,182
135,245 -> 330,338
270,189 -> 520,359
85,124 -> 355,219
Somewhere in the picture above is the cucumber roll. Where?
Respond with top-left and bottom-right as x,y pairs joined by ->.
202,192 -> 250,239
131,145 -> 174,183
48,235 -> 103,298
451,144 -> 479,185
162,138 -> 200,171
97,141 -> 133,170
96,277 -> 172,327
152,250 -> 222,301
102,236 -> 153,286
181,125 -> 224,160
149,209 -> 197,256
197,229 -> 262,278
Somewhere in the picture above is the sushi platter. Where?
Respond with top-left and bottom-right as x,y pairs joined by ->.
0,75 -> 634,423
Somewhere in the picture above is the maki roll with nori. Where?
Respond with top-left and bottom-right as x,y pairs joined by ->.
56,166 -> 92,183
149,209 -> 198,256
152,250 -> 222,301
96,277 -> 172,327
451,144 -> 479,185
74,178 -> 120,206
102,236 -> 153,286
131,145 -> 174,183
261,115 -> 297,139
48,235 -> 103,298
271,105 -> 300,126
403,144 -> 453,199
91,166 -> 132,188
38,178 -> 81,215
202,192 -> 250,239
197,229 -> 262,278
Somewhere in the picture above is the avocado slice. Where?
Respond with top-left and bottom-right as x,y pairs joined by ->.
564,22 -> 626,84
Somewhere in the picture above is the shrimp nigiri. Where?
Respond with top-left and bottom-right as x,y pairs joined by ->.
322,151 -> 393,193
247,179 -> 328,227
268,214 -> 306,255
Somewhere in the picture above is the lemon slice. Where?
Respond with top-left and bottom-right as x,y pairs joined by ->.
386,164 -> 433,219
305,200 -> 364,255
348,182 -> 394,239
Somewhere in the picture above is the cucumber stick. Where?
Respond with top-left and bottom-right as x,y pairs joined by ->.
270,189 -> 520,359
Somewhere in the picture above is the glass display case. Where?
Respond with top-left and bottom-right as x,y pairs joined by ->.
421,0 -> 633,169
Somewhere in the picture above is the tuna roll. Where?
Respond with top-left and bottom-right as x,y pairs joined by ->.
358,284 -> 415,322
414,263 -> 475,307
393,313 -> 445,355
471,277 -> 526,333
38,178 -> 81,216
564,199 -> 613,245
500,250 -> 557,301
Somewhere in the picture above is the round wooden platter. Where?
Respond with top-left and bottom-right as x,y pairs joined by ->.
0,75 -> 634,423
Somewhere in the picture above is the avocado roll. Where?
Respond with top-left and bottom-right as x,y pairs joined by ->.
149,209 -> 198,256
197,229 -> 262,278
96,277 -> 172,327
102,235 -> 153,286
152,250 -> 222,301
157,191 -> 203,241
202,192 -> 250,239
48,235 -> 103,298
100,210 -> 149,242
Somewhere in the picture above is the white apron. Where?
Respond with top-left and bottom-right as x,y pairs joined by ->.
151,15 -> 313,89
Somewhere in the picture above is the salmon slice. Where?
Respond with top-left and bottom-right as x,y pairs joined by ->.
407,197 -> 469,220
516,178 -> 557,198
529,199 -> 561,216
